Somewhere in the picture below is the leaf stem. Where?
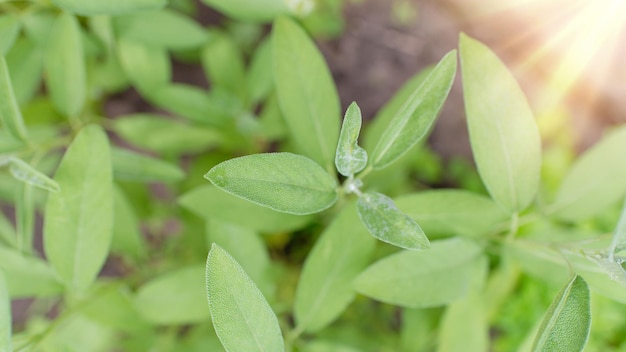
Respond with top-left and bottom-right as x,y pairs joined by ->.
356,164 -> 373,181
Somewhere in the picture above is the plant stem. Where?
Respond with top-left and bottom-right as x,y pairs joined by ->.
506,212 -> 520,241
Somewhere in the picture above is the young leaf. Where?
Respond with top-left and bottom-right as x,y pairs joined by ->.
437,292 -> 489,352
202,34 -> 247,100
370,51 -> 456,169
459,33 -> 541,213
51,0 -> 166,16
609,198 -> 626,257
335,102 -> 368,177
273,17 -> 340,171
6,38 -> 43,105
247,37 -> 273,105
0,56 -> 28,141
45,13 -> 87,118
207,244 -> 284,352
0,246 -> 64,297
117,38 -> 170,95
111,186 -> 146,260
134,265 -> 210,324
394,189 -> 508,238
206,153 -> 338,215
201,0 -> 289,22
179,185 -> 312,233
294,202 -> 376,333
0,14 -> 20,54
357,192 -> 429,250
44,125 -> 113,293
549,125 -> 626,221
531,275 -> 591,352
114,9 -> 208,50
8,157 -> 60,192
111,147 -> 184,183
353,238 -> 483,308
0,272 -> 10,352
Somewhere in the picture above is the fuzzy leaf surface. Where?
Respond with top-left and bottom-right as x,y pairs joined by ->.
550,125 -> 626,221
52,0 -> 165,15
370,51 -> 456,169
357,192 -> 429,250
295,202 -> 376,332
44,125 -> 113,293
206,153 -> 338,215
45,13 -> 86,118
8,157 -> 59,192
335,102 -> 367,177
460,33 -> 541,213
273,17 -> 340,171
531,275 -> 591,352
354,238 -> 483,308
206,244 -> 284,352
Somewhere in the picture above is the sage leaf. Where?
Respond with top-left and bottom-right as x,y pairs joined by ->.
460,33 -> 541,213
111,147 -> 184,183
370,51 -> 456,169
52,0 -> 166,16
531,275 -> 591,352
0,272 -> 10,352
45,13 -> 87,118
357,192 -> 429,250
179,185 -> 312,233
0,56 -> 28,141
550,125 -> 626,221
0,14 -> 20,54
247,37 -> 273,104
335,102 -> 368,177
8,157 -> 60,192
273,17 -> 340,171
15,183 -> 34,253
44,125 -> 113,293
0,211 -> 17,248
117,38 -> 170,95
206,244 -> 284,352
354,238 -> 483,308
202,34 -> 247,100
609,198 -> 626,257
437,292 -> 489,352
6,38 -> 43,105
295,202 -> 376,332
111,187 -> 146,260
206,153 -> 338,215
0,246 -> 63,297
201,0 -> 289,22
114,9 -> 208,50
134,265 -> 210,324
80,283 -> 150,333
395,189 -> 508,238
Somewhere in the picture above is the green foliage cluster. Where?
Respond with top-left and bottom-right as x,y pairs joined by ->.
0,0 -> 625,351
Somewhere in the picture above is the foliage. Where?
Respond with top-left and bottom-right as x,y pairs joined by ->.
0,0 -> 625,351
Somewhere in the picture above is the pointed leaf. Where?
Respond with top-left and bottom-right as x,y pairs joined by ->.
206,244 -> 284,352
0,272 -> 10,352
8,157 -> 60,192
295,202 -> 376,332
44,125 -> 113,293
0,15 -> 20,55
395,189 -> 508,238
52,0 -> 166,16
370,51 -> 456,169
335,102 -> 368,177
353,238 -> 483,308
459,33 -> 541,212
6,38 -> 43,105
273,17 -> 340,171
206,153 -> 338,215
0,246 -> 63,297
179,185 -> 312,233
357,192 -> 429,250
114,9 -> 208,50
45,13 -> 86,118
202,34 -> 246,100
111,148 -> 184,183
550,125 -> 626,221
201,0 -> 289,22
134,265 -> 210,324
531,275 -> 591,352
0,56 -> 28,141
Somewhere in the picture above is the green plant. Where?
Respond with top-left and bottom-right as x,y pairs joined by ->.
1,1 -> 626,352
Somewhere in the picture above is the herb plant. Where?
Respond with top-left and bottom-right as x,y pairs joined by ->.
1,1 -> 626,351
